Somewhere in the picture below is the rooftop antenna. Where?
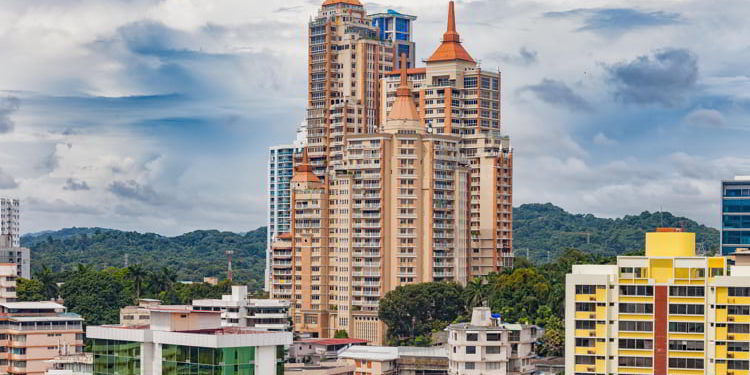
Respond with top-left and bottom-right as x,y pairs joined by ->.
226,250 -> 235,281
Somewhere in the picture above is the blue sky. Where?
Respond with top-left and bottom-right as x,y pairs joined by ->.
1,0 -> 749,234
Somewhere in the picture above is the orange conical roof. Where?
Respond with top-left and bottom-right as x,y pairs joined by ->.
291,148 -> 321,183
387,54 -> 419,122
322,0 -> 362,6
426,1 -> 475,64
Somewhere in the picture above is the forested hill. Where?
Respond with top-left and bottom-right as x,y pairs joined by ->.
21,227 -> 267,291
514,203 -> 720,262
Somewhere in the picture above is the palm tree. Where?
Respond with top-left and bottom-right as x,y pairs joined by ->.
148,267 -> 177,294
75,263 -> 93,275
464,277 -> 489,311
35,265 -> 59,301
126,264 -> 147,299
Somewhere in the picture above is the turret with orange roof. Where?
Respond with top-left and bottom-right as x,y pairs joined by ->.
427,1 -> 475,64
291,148 -> 321,183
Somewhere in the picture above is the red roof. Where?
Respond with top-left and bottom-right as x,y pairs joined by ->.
322,0 -> 362,6
297,338 -> 368,346
427,1 -> 475,64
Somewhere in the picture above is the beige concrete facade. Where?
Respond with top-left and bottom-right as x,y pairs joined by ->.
271,0 -> 514,345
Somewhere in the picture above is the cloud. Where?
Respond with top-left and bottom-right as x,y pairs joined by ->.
683,109 -> 725,128
606,48 -> 698,107
517,79 -> 592,111
0,96 -> 20,133
0,168 -> 18,189
274,6 -> 304,13
108,180 -> 165,206
63,178 -> 91,191
545,8 -> 680,33
491,47 -> 538,66
593,132 -> 617,145
25,197 -> 102,215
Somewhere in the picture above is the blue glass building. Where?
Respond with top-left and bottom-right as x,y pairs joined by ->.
371,9 -> 417,69
722,177 -> 750,255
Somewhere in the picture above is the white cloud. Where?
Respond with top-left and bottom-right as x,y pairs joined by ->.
593,132 -> 617,145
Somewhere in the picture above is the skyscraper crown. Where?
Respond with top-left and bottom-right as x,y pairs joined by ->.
427,1 -> 475,64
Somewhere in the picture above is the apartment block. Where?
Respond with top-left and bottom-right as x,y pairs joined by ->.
44,353 -> 93,375
87,307 -> 292,375
0,302 -> 85,375
379,1 -> 512,272
564,228 -> 743,375
0,198 -> 20,248
338,345 -> 449,375
370,10 -> 417,69
267,122 -> 308,291
0,263 -> 18,302
306,0 -> 397,175
192,285 -> 291,331
722,176 -> 750,255
447,307 -> 540,375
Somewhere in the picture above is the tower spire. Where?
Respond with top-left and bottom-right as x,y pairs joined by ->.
446,1 -> 458,39
385,54 -> 421,128
426,1 -> 475,63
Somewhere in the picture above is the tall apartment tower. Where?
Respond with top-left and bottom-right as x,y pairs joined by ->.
370,10 -> 417,69
564,228 -> 749,375
267,122 -> 308,290
306,0 -> 398,176
0,198 -> 20,248
380,1 -> 513,272
721,176 -> 750,255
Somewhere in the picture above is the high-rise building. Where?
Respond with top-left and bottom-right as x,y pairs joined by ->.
564,228 -> 740,375
0,263 -> 17,302
306,0 -> 397,176
721,176 -> 750,255
0,198 -> 20,248
379,1 -> 513,271
87,307 -> 292,375
370,9 -> 417,69
0,301 -> 85,375
266,122 -> 307,291
272,0 -> 514,344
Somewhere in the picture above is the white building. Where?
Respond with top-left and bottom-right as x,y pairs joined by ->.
192,285 -> 291,331
0,198 -> 19,248
0,263 -> 17,302
87,307 -> 292,375
266,121 -> 307,291
446,307 -> 541,375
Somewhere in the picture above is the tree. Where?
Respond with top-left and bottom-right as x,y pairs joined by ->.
126,264 -> 147,299
60,268 -> 133,326
464,277 -> 490,312
537,315 -> 564,356
16,278 -> 45,301
334,330 -> 348,339
379,282 -> 464,346
35,265 -> 59,300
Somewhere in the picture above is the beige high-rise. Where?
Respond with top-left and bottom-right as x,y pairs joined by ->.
271,0 -> 514,345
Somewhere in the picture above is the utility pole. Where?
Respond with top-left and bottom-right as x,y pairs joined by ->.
226,250 -> 234,281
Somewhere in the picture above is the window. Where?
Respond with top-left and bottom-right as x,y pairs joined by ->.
576,303 -> 596,312
729,360 -> 750,370
669,322 -> 704,333
618,357 -> 652,367
729,287 -> 750,297
575,356 -> 596,365
465,362 -> 475,370
486,346 -> 503,354
668,358 -> 704,369
670,286 -> 705,297
576,320 -> 596,329
729,324 -> 750,333
619,339 -> 653,349
729,342 -> 750,352
575,285 -> 596,294
669,340 -> 704,351
729,305 -> 750,315
486,333 -> 502,341
466,333 -> 478,341
466,346 -> 476,354
575,338 -> 595,347
669,304 -> 705,315
620,303 -> 653,314
620,285 -> 653,296
619,321 -> 653,332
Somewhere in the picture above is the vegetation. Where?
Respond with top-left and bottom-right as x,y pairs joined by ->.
514,203 -> 719,262
21,227 -> 267,291
379,249 -> 613,352
17,264 -> 234,326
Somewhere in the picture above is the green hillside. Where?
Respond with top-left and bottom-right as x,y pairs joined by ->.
21,227 -> 267,291
514,203 -> 720,262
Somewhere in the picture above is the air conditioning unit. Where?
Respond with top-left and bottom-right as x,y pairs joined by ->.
589,332 -> 596,337
728,353 -> 735,358
589,296 -> 596,301
589,314 -> 596,319
729,317 -> 735,322
729,335 -> 735,340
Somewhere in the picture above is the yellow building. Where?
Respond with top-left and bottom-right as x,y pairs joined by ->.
565,228 -> 746,375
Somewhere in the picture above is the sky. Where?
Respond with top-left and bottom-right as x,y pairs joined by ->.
1,0 -> 750,235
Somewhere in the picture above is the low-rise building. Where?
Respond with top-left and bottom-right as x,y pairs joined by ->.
44,353 -> 92,375
87,306 -> 292,375
339,345 -> 449,375
285,360 -> 356,375
0,301 -> 84,375
447,307 -> 540,375
290,338 -> 368,363
119,298 -> 164,326
0,263 -> 17,302
192,285 -> 291,331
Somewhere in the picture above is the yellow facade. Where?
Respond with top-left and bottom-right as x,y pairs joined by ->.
645,231 -> 695,257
